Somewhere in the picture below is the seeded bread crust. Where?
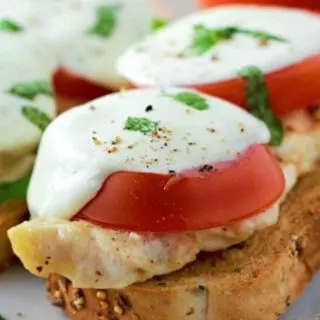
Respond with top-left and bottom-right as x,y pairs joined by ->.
47,169 -> 320,320
0,199 -> 27,271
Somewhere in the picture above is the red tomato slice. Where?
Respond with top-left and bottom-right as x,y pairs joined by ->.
197,0 -> 320,11
74,145 -> 285,232
186,55 -> 320,116
52,67 -> 113,114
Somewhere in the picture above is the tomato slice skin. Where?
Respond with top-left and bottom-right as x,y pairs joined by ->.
52,67 -> 113,114
188,56 -> 320,116
74,145 -> 285,232
197,0 -> 320,11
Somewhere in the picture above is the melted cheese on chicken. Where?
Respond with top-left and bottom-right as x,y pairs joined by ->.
4,165 -> 295,289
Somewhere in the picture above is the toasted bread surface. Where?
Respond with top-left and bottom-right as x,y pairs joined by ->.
0,200 -> 27,271
47,169 -> 320,320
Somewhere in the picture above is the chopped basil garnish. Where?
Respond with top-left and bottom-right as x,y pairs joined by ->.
0,171 -> 31,206
88,5 -> 117,38
151,18 -> 168,32
237,28 -> 287,43
8,80 -> 53,100
124,117 -> 158,133
184,25 -> 232,57
184,24 -> 287,57
167,91 -> 209,110
21,106 -> 52,131
238,66 -> 284,146
0,18 -> 23,32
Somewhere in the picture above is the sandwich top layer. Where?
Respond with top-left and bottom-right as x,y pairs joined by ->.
28,88 -> 270,221
9,104 -> 320,288
11,88 -> 320,288
0,0 -> 157,89
118,5 -> 320,86
0,33 -> 56,185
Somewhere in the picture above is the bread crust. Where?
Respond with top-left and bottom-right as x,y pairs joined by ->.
47,169 -> 320,320
0,199 -> 27,271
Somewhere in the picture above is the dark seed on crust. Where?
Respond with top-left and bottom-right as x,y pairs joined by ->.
186,308 -> 194,316
72,288 -> 84,299
295,241 -> 304,256
117,294 -> 132,312
52,297 -> 65,308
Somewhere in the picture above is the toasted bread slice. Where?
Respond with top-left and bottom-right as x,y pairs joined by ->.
47,169 -> 320,320
0,200 -> 27,271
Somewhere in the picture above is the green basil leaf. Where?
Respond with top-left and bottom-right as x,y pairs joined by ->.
238,66 -> 284,146
8,80 -> 53,100
0,171 -> 31,205
183,24 -> 220,57
183,24 -> 287,57
88,5 -> 117,38
0,18 -> 23,32
124,117 -> 158,133
151,18 -> 168,32
21,106 -> 52,131
166,91 -> 209,111
237,28 -> 288,43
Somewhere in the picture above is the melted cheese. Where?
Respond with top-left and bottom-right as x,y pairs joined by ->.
118,5 -> 320,86
0,34 -> 56,183
0,0 -> 159,182
27,88 -> 270,220
0,0 -> 158,89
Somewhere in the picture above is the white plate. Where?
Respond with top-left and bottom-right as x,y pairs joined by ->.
0,266 -> 319,320
0,267 -> 63,320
